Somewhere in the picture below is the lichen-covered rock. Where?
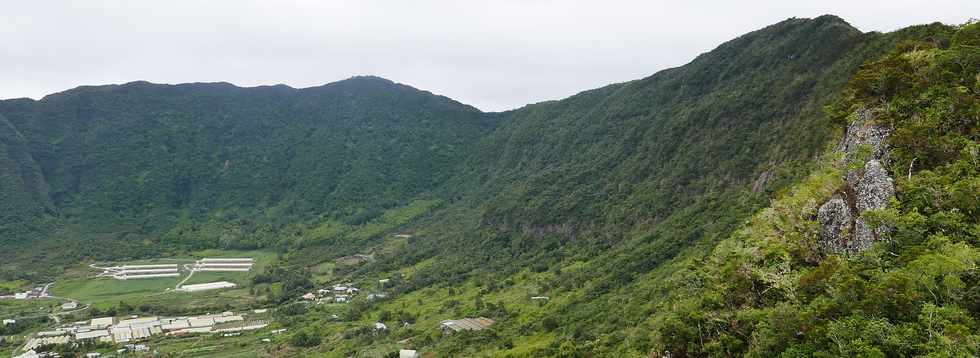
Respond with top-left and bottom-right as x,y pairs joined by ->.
818,197 -> 853,254
852,219 -> 877,252
852,160 -> 895,246
818,107 -> 897,255
855,160 -> 894,212
840,108 -> 891,188
840,109 -> 891,164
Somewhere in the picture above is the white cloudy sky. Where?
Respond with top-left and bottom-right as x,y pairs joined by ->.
1,1 -> 977,111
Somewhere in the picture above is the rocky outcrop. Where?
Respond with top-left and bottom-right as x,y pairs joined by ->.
817,109 -> 895,255
817,197 -> 854,252
853,160 -> 895,245
839,108 -> 892,187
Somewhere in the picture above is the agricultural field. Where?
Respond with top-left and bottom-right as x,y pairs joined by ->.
150,329 -> 282,357
49,249 -> 277,310
0,298 -> 60,318
0,279 -> 29,293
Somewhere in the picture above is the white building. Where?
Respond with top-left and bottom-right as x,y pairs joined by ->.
76,330 -> 110,341
400,350 -> 420,358
161,319 -> 190,331
176,281 -> 237,292
200,258 -> 253,263
113,272 -> 180,280
90,317 -> 117,329
192,258 -> 254,272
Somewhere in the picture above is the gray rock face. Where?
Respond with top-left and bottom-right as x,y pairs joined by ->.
853,160 -> 895,245
817,109 -> 895,255
855,160 -> 894,212
840,109 -> 892,188
840,108 -> 891,164
818,197 -> 854,254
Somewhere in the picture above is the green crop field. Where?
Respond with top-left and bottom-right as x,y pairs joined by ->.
51,276 -> 178,306
49,249 -> 276,310
0,279 -> 29,291
0,298 -> 60,319
149,329 -> 279,357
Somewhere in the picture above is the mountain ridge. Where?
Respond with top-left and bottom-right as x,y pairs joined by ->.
0,15 -> 975,357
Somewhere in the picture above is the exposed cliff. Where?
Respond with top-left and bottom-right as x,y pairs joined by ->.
817,107 -> 896,254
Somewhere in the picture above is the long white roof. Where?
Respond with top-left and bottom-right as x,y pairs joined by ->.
76,330 -> 109,340
200,258 -> 253,262
177,281 -> 237,292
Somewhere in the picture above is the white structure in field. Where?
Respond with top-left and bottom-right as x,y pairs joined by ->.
400,350 -> 420,358
90,317 -> 117,329
114,272 -> 180,280
105,264 -> 180,280
25,312 -> 265,348
176,281 -> 237,292
192,258 -> 254,272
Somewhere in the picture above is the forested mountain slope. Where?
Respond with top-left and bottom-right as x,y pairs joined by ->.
0,76 -> 492,278
650,22 -> 979,356
358,15 -> 922,296
1,14 -> 975,358
271,17 -> 972,356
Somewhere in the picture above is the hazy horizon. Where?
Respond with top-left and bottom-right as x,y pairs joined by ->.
2,1 -> 977,111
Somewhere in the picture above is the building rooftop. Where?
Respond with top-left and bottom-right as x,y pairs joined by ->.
440,317 -> 495,332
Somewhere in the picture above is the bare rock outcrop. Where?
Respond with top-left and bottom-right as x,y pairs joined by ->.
817,109 -> 895,255
853,160 -> 895,245
855,160 -> 894,212
840,108 -> 892,188
817,197 -> 854,253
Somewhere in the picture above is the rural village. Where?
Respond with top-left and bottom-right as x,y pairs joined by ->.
2,252 -> 498,358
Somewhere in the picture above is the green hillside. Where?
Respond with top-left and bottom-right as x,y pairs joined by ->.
648,21 -> 980,357
0,76 -> 493,278
0,15 -> 976,358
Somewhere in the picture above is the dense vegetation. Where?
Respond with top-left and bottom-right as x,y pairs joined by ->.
1,15 -> 976,358
0,77 -> 491,279
252,17 -> 975,357
650,22 -> 979,356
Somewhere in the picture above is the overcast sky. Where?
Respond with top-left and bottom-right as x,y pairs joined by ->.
1,1 -> 977,111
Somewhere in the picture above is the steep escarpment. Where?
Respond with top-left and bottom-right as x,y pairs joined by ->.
0,113 -> 51,231
278,17 -> 973,357
649,21 -> 979,357
0,15 -> 975,358
365,15 -> 914,299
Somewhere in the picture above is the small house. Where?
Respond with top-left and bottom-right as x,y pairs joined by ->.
400,349 -> 420,358
439,317 -> 495,333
